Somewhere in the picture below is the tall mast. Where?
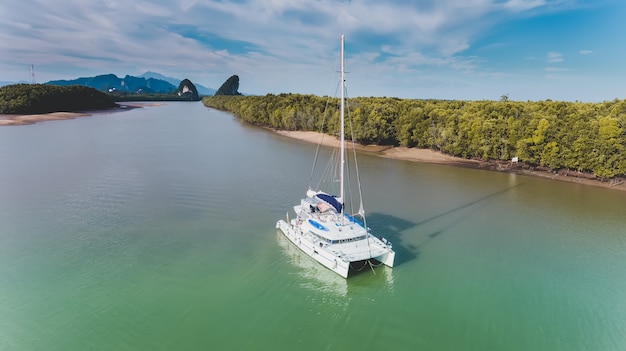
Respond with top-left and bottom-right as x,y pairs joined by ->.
339,34 -> 345,215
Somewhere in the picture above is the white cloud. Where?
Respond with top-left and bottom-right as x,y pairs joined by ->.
579,50 -> 593,55
501,0 -> 547,11
547,51 -> 564,63
0,0 -> 619,100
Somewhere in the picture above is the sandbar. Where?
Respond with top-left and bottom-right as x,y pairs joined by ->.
0,102 -> 155,126
274,129 -> 626,192
3,106 -> 623,191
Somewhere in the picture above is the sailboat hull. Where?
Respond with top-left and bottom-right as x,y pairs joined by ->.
375,250 -> 396,268
276,219 -> 350,278
276,218 -> 395,278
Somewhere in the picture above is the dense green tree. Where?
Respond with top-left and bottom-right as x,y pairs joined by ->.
0,84 -> 117,114
203,94 -> 626,179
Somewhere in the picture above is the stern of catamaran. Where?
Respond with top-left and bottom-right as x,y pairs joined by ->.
378,250 -> 395,267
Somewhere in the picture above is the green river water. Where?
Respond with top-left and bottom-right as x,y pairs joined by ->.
0,102 -> 625,350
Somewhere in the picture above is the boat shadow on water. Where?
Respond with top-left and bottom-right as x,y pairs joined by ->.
362,212 -> 417,267
366,183 -> 525,266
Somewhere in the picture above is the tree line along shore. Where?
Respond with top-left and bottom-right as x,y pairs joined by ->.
202,94 -> 626,181
0,82 -> 203,116
2,83 -> 624,183
0,84 -> 117,114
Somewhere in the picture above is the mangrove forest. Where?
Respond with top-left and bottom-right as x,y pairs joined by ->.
0,84 -> 117,114
203,94 -> 626,179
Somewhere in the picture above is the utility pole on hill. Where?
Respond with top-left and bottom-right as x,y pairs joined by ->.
30,64 -> 36,84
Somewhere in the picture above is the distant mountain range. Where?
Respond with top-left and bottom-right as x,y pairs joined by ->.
137,71 -> 216,95
47,74 -> 177,94
1,72 -> 216,96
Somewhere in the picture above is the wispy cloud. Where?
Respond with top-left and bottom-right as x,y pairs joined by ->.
579,50 -> 593,55
0,0 -> 621,101
547,51 -> 564,63
501,0 -> 547,11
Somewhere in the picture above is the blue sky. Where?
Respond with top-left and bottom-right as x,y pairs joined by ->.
1,0 -> 625,101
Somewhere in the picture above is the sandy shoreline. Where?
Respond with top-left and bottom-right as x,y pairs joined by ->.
274,129 -> 626,192
0,111 -> 92,126
2,106 -> 623,192
0,102 -> 157,126
274,130 -> 481,164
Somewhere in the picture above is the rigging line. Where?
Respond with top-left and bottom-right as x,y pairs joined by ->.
339,34 -> 345,221
309,71 -> 342,191
343,93 -> 356,215
309,138 -> 321,190
370,260 -> 384,267
309,44 -> 340,189
345,86 -> 365,219
345,84 -> 372,256
316,150 -> 338,192
368,260 -> 377,275
351,261 -> 369,272
309,103 -> 327,189
345,156 -> 355,214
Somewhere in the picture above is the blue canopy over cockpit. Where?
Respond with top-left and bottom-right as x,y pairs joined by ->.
315,193 -> 342,213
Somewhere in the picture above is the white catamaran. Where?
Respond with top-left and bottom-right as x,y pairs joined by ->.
276,35 -> 395,278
